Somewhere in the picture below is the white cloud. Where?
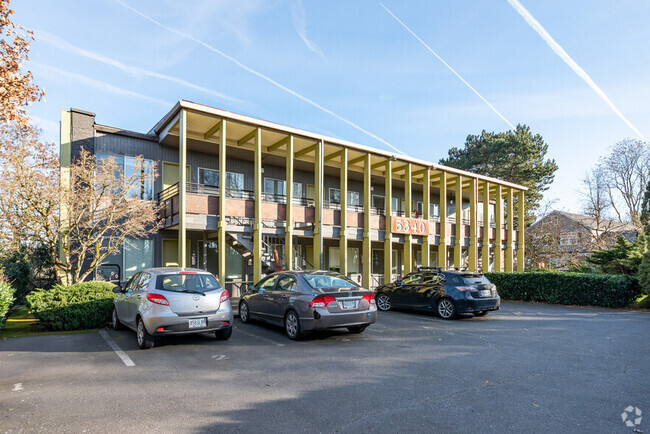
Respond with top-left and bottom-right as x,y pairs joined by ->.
291,0 -> 326,62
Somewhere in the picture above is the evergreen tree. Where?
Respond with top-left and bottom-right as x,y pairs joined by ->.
638,248 -> 650,295
439,124 -> 558,226
587,233 -> 647,275
640,180 -> 650,235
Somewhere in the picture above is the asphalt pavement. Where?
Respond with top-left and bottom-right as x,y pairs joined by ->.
1,302 -> 648,433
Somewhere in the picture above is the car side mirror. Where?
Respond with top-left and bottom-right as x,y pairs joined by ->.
395,279 -> 403,287
247,284 -> 256,293
112,285 -> 122,294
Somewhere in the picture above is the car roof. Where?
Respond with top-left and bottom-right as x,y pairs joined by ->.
139,267 -> 213,275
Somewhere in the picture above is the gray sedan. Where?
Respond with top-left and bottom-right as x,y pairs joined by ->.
238,271 -> 377,339
112,267 -> 234,349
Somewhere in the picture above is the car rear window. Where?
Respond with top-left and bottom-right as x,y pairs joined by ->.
460,274 -> 491,285
303,274 -> 359,291
155,273 -> 221,293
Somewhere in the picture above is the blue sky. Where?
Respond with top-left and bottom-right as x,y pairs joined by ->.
18,0 -> 650,215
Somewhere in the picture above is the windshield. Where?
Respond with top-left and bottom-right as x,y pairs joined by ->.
460,274 -> 491,285
303,274 -> 359,291
155,273 -> 221,293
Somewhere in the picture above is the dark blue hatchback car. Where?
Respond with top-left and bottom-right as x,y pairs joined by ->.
374,267 -> 500,319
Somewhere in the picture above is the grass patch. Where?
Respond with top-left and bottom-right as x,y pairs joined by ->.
634,294 -> 650,309
0,305 -> 98,339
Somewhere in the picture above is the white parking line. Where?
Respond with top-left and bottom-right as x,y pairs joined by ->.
99,330 -> 135,367
235,327 -> 286,347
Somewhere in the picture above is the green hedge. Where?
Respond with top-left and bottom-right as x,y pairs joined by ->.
26,281 -> 115,331
0,280 -> 15,330
485,272 -> 641,308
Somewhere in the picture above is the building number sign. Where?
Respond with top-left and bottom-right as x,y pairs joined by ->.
391,217 -> 430,235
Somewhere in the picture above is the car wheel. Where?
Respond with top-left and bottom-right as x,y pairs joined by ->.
376,293 -> 391,311
214,326 -> 233,341
474,310 -> 488,317
437,298 -> 457,320
347,325 -> 367,334
239,301 -> 250,323
284,310 -> 302,340
111,307 -> 122,330
137,318 -> 155,349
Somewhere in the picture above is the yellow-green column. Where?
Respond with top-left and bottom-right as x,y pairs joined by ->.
468,177 -> 477,272
362,153 -> 372,288
517,190 -> 525,272
340,148 -> 348,276
403,163 -> 413,274
505,187 -> 514,272
438,172 -> 447,267
253,127 -> 263,282
313,140 -> 324,269
454,175 -> 463,268
421,168 -> 431,267
384,160 -> 393,282
178,109 -> 188,268
482,181 -> 490,272
494,184 -> 503,272
59,110 -> 72,283
285,136 -> 294,270
218,120 -> 227,285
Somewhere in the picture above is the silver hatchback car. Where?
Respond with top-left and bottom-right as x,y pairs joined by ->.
111,268 -> 234,349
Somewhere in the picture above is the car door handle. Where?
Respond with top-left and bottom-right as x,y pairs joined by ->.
280,295 -> 288,299
136,294 -> 142,299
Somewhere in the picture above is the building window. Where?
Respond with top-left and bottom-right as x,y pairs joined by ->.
415,201 -> 424,216
97,153 -> 154,200
198,168 -> 244,191
391,198 -> 400,213
293,182 -> 303,198
328,247 -> 360,275
430,202 -> 439,217
264,177 -> 285,197
124,238 -> 153,280
329,189 -> 360,206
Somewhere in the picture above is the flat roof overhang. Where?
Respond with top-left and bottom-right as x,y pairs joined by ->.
150,100 -> 529,193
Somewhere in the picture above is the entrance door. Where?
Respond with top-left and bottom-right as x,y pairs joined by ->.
162,239 -> 192,267
162,162 -> 191,190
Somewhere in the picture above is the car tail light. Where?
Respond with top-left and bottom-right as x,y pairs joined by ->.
362,293 -> 375,304
310,295 -> 336,308
147,293 -> 169,305
156,327 -> 165,332
457,286 -> 474,292
179,271 -> 197,275
220,290 -> 230,303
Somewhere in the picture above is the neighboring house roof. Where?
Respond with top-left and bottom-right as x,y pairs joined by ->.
531,210 -> 638,234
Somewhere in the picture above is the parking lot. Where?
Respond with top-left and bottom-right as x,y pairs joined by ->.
1,302 -> 648,433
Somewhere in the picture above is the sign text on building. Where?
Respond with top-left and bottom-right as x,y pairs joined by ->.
391,217 -> 429,235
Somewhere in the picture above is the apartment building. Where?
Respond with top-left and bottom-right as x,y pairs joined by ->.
60,101 -> 527,296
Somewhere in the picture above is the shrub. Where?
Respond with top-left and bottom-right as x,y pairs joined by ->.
638,249 -> 650,295
0,280 -> 15,330
485,272 -> 641,308
26,281 -> 116,331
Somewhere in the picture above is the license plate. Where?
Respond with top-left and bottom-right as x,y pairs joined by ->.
188,318 -> 207,328
342,300 -> 356,309
479,290 -> 491,297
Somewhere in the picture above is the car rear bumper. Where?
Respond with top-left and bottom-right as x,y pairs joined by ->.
143,308 -> 234,335
456,296 -> 500,314
300,309 -> 377,331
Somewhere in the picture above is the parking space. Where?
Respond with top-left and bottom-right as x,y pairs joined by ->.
1,302 -> 648,432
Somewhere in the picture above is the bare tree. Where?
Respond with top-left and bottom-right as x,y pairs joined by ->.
600,138 -> 650,229
579,168 -> 616,249
59,150 -> 162,284
0,130 -> 162,284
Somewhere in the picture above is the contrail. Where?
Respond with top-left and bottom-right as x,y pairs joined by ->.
115,0 -> 406,155
506,0 -> 647,141
380,3 -> 516,130
38,30 -> 246,105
